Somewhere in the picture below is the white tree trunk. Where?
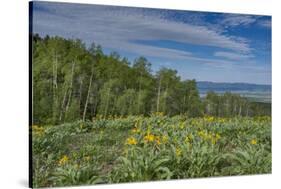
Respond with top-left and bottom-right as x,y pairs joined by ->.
52,52 -> 58,123
83,67 -> 94,121
65,61 -> 76,113
156,76 -> 161,112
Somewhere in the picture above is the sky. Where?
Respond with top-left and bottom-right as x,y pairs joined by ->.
32,1 -> 272,85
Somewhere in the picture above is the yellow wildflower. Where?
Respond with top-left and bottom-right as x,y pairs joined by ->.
32,125 -> 40,130
176,148 -> 182,157
154,112 -> 164,117
155,136 -> 161,145
198,130 -> 205,138
209,133 -> 221,144
204,116 -> 214,122
250,139 -> 257,145
32,125 -> 44,136
162,135 -> 168,143
179,121 -> 185,129
58,155 -> 69,166
218,118 -> 226,123
84,156 -> 90,161
126,137 -> 137,145
184,136 -> 190,143
144,133 -> 155,143
215,133 -> 221,140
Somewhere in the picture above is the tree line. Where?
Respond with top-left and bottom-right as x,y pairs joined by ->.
32,34 -> 270,125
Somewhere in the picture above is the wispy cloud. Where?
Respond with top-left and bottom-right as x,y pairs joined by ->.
221,15 -> 257,27
257,19 -> 271,28
214,51 -> 254,61
220,14 -> 271,30
33,2 -> 252,61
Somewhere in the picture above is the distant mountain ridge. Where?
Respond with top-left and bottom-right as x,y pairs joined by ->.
197,81 -> 271,92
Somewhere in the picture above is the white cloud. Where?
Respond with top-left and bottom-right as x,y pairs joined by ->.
221,14 -> 257,27
257,19 -> 271,28
220,14 -> 271,30
33,2 -> 252,62
214,51 -> 254,61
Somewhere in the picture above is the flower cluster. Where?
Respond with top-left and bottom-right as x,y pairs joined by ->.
198,130 -> 221,144
58,155 -> 69,166
144,133 -> 155,143
126,137 -> 137,145
32,125 -> 45,136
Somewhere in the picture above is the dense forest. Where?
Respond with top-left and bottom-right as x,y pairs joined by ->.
32,34 -> 271,125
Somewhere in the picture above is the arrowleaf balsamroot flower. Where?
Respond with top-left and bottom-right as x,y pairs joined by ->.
250,139 -> 257,145
144,133 -> 155,143
126,137 -> 137,145
58,155 -> 69,166
176,147 -> 182,157
155,136 -> 161,145
162,135 -> 168,143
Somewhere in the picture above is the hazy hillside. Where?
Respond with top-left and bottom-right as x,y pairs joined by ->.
197,81 -> 272,103
197,81 -> 271,92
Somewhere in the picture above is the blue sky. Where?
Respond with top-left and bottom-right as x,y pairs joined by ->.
32,1 -> 271,85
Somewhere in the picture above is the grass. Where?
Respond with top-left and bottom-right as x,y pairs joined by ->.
32,114 -> 271,187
